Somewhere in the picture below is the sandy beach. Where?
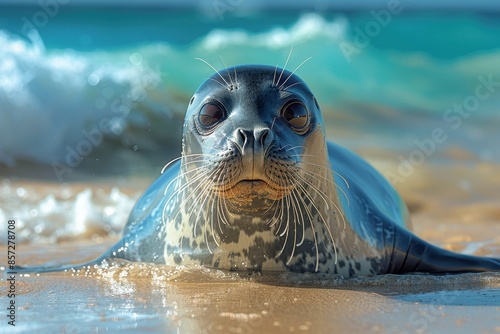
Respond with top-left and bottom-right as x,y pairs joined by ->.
2,154 -> 500,333
2,241 -> 499,333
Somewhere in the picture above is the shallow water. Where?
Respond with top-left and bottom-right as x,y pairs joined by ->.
2,240 -> 500,333
1,4 -> 500,334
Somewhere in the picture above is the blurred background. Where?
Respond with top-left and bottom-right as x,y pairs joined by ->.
0,0 -> 499,247
1,0 -> 499,178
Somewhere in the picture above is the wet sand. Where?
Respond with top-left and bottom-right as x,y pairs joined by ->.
1,240 -> 499,333
1,151 -> 500,333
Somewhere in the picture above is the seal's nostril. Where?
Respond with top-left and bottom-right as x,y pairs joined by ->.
259,129 -> 268,145
236,128 -> 271,153
238,129 -> 248,147
255,128 -> 271,148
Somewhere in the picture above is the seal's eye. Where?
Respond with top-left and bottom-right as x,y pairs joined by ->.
198,103 -> 225,129
281,102 -> 309,133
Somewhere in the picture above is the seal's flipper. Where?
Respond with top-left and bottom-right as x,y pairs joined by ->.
387,226 -> 500,274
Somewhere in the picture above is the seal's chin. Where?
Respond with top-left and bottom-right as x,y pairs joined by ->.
218,179 -> 289,212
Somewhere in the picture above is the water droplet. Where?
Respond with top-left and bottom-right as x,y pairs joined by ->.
130,52 -> 143,65
88,73 -> 100,86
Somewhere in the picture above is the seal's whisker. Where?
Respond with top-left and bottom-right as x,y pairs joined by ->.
171,173 -> 211,226
195,57 -> 230,89
285,173 -> 306,247
168,168 -> 215,222
163,167 -> 204,196
191,178 -> 214,235
209,187 -> 220,247
219,55 -> 234,88
270,116 -> 278,131
210,163 -> 237,228
282,81 -> 303,91
216,196 -> 229,233
183,153 -> 216,159
296,171 -> 347,231
279,144 -> 305,152
161,153 -> 206,174
163,166 -> 208,197
273,63 -> 279,86
298,167 -> 350,207
179,174 -> 217,252
286,191 -> 299,264
207,77 -> 228,89
221,189 -> 237,220
215,169 -> 232,229
163,174 -> 189,230
299,160 -> 351,189
286,185 -> 299,258
164,152 -> 213,173
162,172 -> 192,225
161,156 -> 182,174
289,153 -> 319,159
293,178 -> 337,270
279,205 -> 289,238
285,145 -> 307,152
303,181 -> 337,262
264,198 -> 281,227
164,165 -> 207,196
288,186 -> 307,262
267,196 -> 284,228
291,184 -> 316,248
223,175 -> 253,213
276,195 -> 291,258
279,56 -> 312,91
276,45 -> 293,87
329,169 -> 350,189
204,220 -> 214,254
276,196 -> 290,237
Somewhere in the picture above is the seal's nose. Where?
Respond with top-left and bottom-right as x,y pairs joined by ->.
234,127 -> 273,179
236,127 -> 272,155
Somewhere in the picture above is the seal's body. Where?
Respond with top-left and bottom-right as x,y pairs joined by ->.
20,65 -> 500,277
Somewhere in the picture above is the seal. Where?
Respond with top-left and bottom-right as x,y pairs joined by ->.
19,64 -> 500,277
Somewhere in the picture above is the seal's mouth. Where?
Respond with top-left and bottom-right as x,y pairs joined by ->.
216,179 -> 291,202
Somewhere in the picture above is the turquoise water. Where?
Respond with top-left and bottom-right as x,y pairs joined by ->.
0,7 -> 499,172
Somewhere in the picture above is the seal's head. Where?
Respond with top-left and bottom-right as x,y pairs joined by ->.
182,65 -> 328,215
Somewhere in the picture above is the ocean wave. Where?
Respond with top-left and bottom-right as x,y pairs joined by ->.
0,30 -> 180,167
200,13 -> 348,50
0,180 -> 138,244
1,12 -> 500,167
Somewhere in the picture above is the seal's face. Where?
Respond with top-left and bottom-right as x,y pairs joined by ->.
182,65 -> 326,214
165,65 -> 342,272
